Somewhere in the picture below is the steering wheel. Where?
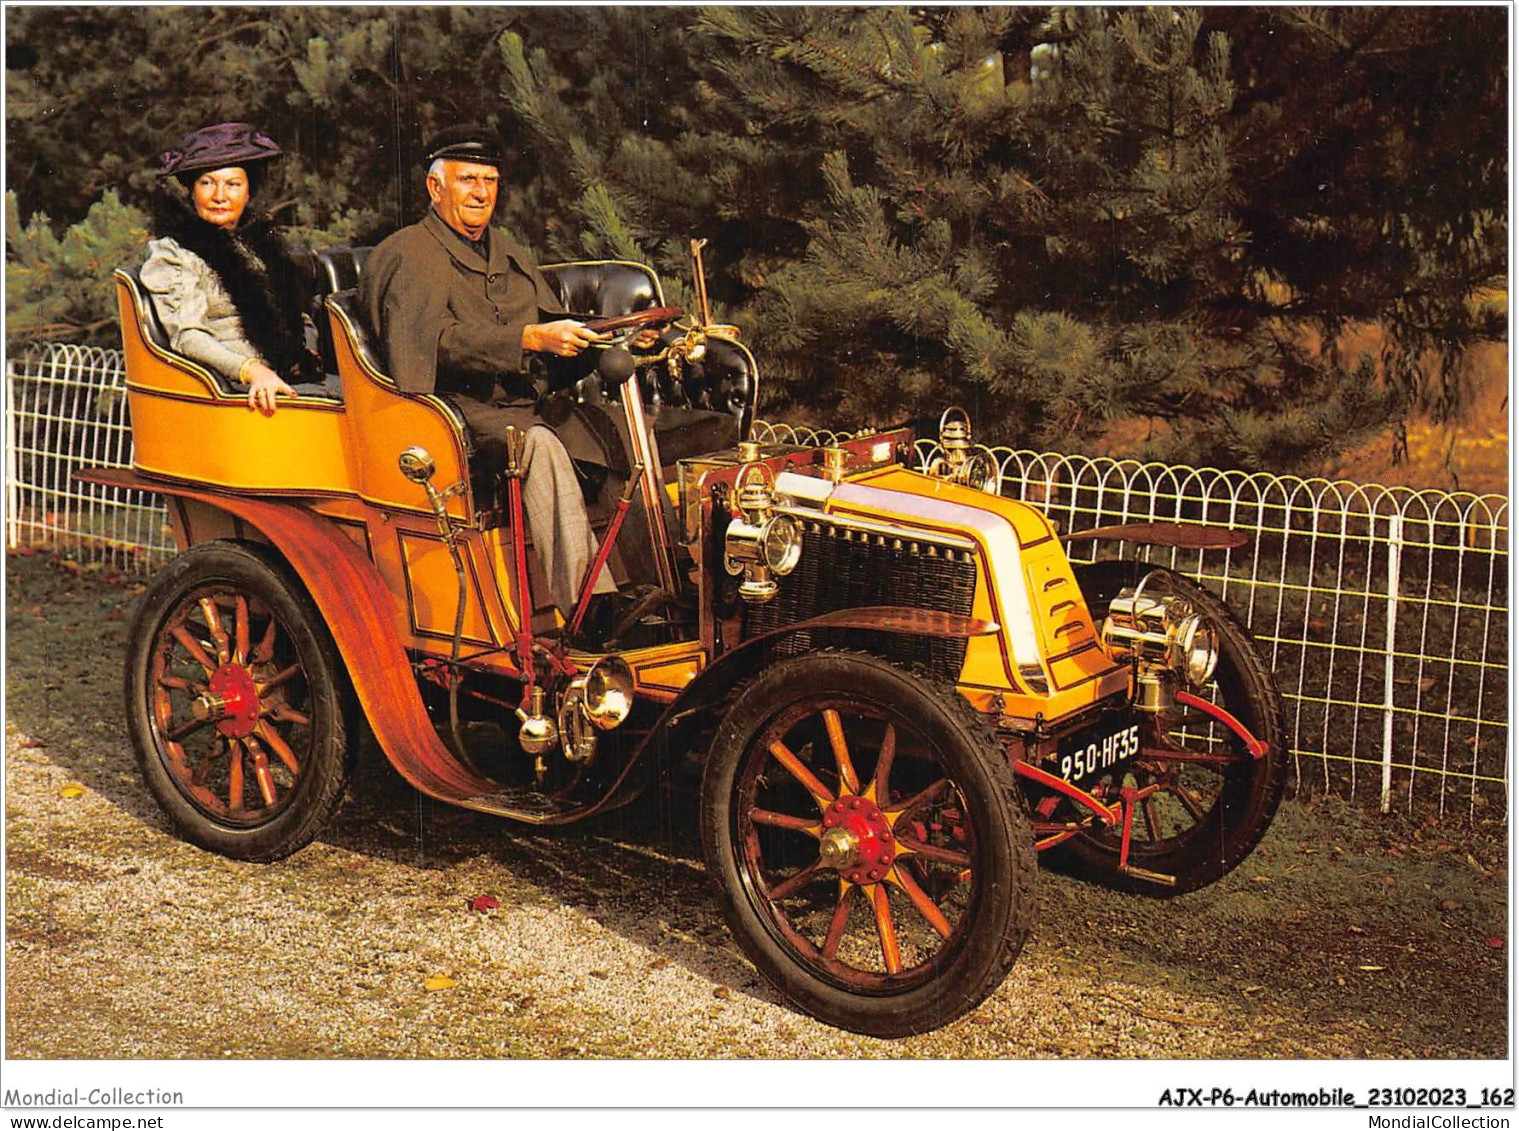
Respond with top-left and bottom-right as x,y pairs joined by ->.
579,306 -> 687,390
579,305 -> 685,334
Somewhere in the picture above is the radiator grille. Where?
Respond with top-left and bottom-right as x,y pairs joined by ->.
743,519 -> 979,680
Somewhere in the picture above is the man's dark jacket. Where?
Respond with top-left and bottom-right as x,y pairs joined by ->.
360,209 -> 613,466
361,208 -> 567,392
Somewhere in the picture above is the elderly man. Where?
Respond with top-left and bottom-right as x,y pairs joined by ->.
361,125 -> 619,622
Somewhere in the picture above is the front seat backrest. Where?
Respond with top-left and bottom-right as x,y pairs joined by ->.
540,260 -> 662,319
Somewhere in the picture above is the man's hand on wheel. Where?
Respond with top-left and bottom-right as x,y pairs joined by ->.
524,320 -> 610,358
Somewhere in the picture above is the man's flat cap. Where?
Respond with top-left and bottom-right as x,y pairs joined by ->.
423,124 -> 506,167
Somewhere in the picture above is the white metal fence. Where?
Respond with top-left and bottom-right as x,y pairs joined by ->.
756,422 -> 1510,819
6,344 -> 174,568
4,348 -> 1508,817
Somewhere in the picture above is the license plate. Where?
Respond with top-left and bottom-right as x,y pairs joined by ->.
1055,717 -> 1142,785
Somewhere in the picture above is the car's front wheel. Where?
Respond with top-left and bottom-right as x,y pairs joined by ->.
700,651 -> 1035,1036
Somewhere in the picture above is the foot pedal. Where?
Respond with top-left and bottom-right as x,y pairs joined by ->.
1118,864 -> 1178,886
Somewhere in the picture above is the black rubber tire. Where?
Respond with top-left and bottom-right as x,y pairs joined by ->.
700,651 -> 1035,1037
1060,563 -> 1287,895
125,541 -> 349,861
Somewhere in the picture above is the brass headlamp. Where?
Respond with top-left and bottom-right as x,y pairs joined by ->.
724,461 -> 802,603
926,406 -> 1001,494
1100,572 -> 1220,711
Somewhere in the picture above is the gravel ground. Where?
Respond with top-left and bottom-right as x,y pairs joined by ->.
4,551 -> 1509,1058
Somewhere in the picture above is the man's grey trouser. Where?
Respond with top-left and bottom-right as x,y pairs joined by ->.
518,424 -> 616,614
448,392 -> 616,614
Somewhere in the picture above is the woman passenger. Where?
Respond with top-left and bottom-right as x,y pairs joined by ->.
141,123 -> 318,415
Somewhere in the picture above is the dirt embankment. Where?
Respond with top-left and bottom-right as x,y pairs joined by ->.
4,552 -> 1508,1058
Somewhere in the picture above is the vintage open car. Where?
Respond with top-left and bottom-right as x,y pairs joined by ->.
83,240 -> 1286,1037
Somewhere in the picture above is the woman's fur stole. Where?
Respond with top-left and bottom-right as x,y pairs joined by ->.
151,185 -> 317,380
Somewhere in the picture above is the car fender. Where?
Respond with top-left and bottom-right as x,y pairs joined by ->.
640,606 -> 1000,769
1063,520 -> 1248,551
75,468 -> 505,806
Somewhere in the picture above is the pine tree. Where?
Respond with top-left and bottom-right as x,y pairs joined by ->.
6,7 -> 1504,471
6,190 -> 148,344
5,7 -> 533,237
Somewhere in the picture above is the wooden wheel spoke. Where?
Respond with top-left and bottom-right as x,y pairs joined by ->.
152,686 -> 176,735
252,614 -> 277,665
136,554 -> 346,842
190,737 -> 221,785
258,663 -> 302,695
768,739 -> 835,808
1140,795 -> 1162,841
254,721 -> 301,776
749,808 -> 819,835
1140,743 -> 1236,767
821,883 -> 856,960
198,597 -> 231,665
887,776 -> 950,822
264,702 -> 310,727
870,723 -> 896,803
889,864 -> 954,940
1169,781 -> 1209,821
893,835 -> 972,870
233,596 -> 251,665
766,858 -> 824,902
822,709 -> 861,795
246,737 -> 277,808
170,624 -> 219,676
719,655 -> 1039,1012
227,739 -> 246,811
868,884 -> 902,975
166,715 -> 213,743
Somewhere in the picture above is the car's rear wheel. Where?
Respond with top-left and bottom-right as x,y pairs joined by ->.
701,651 -> 1035,1036
126,541 -> 349,861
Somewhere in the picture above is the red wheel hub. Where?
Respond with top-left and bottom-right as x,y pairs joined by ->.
201,664 -> 261,738
820,795 -> 896,884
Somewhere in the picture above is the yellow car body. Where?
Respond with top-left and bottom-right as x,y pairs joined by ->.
97,250 -> 1284,1037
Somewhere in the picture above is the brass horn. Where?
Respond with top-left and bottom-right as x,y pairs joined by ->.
558,655 -> 636,765
583,654 -> 635,730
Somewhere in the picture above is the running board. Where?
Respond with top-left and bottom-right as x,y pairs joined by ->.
463,789 -> 588,820
74,469 -> 624,826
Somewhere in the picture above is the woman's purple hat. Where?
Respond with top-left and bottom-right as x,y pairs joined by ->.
156,123 -> 282,178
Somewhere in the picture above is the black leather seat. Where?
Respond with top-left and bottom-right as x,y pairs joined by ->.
118,265 -> 239,396
541,260 -> 754,436
314,246 -> 371,294
325,289 -> 387,378
315,247 -> 753,452
541,260 -> 661,319
122,265 -> 171,350
312,248 -> 372,376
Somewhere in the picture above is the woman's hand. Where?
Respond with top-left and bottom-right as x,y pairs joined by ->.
523,319 -> 610,358
630,328 -> 662,351
243,360 -> 296,416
